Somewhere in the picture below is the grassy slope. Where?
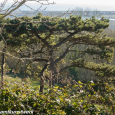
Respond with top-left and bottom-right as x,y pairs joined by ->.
0,74 -> 48,91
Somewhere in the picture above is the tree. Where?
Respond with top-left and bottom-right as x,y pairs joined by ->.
0,0 -> 55,20
72,7 -> 100,17
0,0 -> 55,88
2,13 -> 115,93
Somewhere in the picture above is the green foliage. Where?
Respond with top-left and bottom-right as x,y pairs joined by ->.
1,14 -> 115,94
69,67 -> 78,81
0,80 -> 115,115
1,9 -> 115,115
86,46 -> 114,62
33,12 -> 43,19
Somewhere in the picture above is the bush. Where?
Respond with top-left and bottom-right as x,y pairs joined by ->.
0,80 -> 115,114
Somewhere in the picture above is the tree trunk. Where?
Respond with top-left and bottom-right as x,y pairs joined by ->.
39,76 -> 44,93
49,64 -> 53,88
39,64 -> 48,93
52,77 -> 55,86
1,47 -> 6,89
49,50 -> 54,88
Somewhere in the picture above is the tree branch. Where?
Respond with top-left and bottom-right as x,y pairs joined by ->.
0,0 -> 26,20
31,30 -> 51,48
33,58 -> 48,62
54,47 -> 69,64
53,32 -> 77,49
59,59 -> 115,77
38,63 -> 48,77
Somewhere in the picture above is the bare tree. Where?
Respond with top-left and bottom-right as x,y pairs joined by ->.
72,7 -> 100,17
0,0 -> 55,20
72,7 -> 84,16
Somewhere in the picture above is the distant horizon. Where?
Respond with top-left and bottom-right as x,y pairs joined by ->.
1,0 -> 115,11
21,0 -> 115,11
20,4 -> 115,11
20,10 -> 115,12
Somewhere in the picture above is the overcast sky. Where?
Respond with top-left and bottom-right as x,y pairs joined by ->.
2,0 -> 115,11
48,0 -> 115,11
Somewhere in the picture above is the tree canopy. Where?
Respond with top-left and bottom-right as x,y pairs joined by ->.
1,13 -> 115,91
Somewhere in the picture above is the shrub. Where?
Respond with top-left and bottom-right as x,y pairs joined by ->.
0,80 -> 115,114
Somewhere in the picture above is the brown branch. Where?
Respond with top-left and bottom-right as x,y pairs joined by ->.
0,0 -> 7,11
33,50 -> 44,55
54,47 -> 70,64
59,65 -> 75,73
0,0 -> 26,20
31,30 -> 51,48
53,31 -> 77,49
0,0 -> 55,21
33,58 -> 48,62
44,30 -> 53,40
38,63 -> 48,77
59,59 -> 115,77
5,1 -> 18,14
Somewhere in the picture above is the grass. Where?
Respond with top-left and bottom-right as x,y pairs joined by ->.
0,73 -> 48,92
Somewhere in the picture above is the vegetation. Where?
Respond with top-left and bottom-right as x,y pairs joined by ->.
0,11 -> 115,114
0,78 -> 115,115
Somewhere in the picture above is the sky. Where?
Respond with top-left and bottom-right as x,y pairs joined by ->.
1,0 -> 115,11
48,0 -> 115,11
